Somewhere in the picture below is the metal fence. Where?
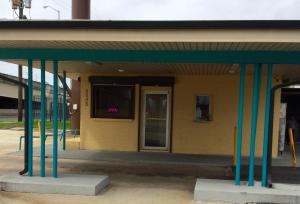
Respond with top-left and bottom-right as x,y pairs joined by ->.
32,95 -> 69,121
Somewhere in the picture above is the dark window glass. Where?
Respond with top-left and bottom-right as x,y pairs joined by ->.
92,85 -> 135,119
144,93 -> 168,148
195,95 -> 211,122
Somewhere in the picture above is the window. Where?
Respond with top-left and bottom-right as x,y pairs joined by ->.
195,95 -> 211,122
91,85 -> 135,119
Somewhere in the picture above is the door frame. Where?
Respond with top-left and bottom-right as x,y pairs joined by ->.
140,89 -> 171,151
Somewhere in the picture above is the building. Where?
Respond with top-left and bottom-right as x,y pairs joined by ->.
0,73 -> 65,120
1,20 -> 300,187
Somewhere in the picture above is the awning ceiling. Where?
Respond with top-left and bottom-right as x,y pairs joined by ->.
1,20 -> 300,78
1,41 -> 300,51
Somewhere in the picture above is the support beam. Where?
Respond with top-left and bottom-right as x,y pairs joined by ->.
28,59 -> 33,176
248,63 -> 262,186
53,60 -> 58,178
40,60 -> 46,177
235,64 -> 246,185
261,64 -> 273,187
62,70 -> 67,150
2,49 -> 300,64
58,75 -> 71,97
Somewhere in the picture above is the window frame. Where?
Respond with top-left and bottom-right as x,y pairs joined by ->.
90,83 -> 135,119
194,94 -> 212,122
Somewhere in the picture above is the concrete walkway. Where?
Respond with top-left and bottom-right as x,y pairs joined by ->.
12,143 -> 300,168
9,144 -> 300,185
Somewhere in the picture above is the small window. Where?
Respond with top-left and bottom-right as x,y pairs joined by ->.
195,95 -> 211,122
92,85 -> 135,119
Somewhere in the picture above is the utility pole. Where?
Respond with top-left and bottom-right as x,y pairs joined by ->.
12,0 -> 31,121
12,0 -> 30,121
18,0 -> 25,19
18,0 -> 25,121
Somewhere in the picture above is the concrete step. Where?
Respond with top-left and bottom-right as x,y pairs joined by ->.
0,173 -> 109,196
194,179 -> 300,204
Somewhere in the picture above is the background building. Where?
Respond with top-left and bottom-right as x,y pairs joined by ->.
0,73 -> 65,121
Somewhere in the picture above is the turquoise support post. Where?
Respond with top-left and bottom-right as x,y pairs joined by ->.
262,64 -> 273,187
53,60 -> 58,178
62,70 -> 66,150
40,60 -> 46,177
248,63 -> 262,186
235,64 -> 246,185
28,59 -> 33,176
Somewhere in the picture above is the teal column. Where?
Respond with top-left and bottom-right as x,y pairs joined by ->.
235,64 -> 246,185
40,60 -> 46,177
62,70 -> 66,150
248,63 -> 262,186
262,64 -> 273,187
53,60 -> 58,177
28,59 -> 33,176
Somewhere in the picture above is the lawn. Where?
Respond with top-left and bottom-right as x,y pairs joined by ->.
0,120 -> 71,130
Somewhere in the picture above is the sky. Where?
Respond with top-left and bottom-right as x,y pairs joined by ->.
0,0 -> 300,84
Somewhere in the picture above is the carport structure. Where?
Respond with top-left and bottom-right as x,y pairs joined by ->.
1,20 -> 300,189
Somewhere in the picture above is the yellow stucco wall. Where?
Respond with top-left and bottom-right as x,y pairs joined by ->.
80,71 -> 281,157
80,74 -> 139,151
172,74 -> 280,157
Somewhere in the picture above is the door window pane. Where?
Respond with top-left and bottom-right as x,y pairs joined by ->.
144,93 -> 168,148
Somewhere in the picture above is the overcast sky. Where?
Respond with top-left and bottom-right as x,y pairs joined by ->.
0,0 -> 300,84
1,0 -> 300,20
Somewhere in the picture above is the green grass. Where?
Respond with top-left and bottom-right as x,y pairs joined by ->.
0,120 -> 71,130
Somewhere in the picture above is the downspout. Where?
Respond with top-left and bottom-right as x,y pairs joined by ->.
19,86 -> 28,175
266,78 -> 300,187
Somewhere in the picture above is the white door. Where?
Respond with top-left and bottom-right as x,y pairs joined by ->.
142,91 -> 170,150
